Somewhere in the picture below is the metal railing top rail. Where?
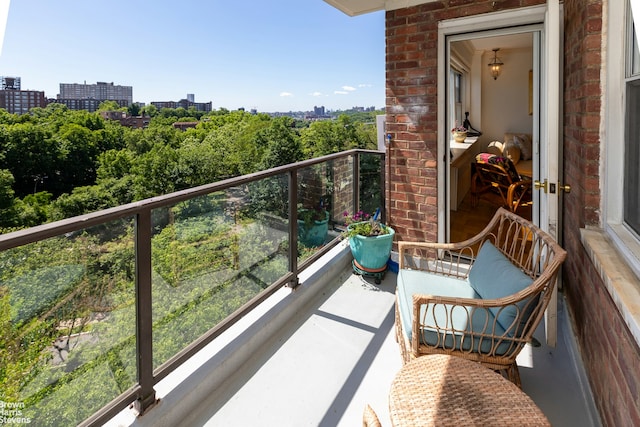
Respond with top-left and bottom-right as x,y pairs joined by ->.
0,149 -> 382,252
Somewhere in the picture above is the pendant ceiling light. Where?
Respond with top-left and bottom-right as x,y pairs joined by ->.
488,48 -> 504,80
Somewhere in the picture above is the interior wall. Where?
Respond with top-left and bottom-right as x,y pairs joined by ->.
480,48 -> 533,147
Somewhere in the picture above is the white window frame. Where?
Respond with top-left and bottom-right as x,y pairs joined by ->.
448,48 -> 470,132
603,1 -> 640,279
448,67 -> 467,131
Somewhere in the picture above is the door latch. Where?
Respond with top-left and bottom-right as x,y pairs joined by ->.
534,179 -> 571,195
534,179 -> 548,193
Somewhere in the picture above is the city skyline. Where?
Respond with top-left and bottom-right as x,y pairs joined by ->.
0,1 -> 385,113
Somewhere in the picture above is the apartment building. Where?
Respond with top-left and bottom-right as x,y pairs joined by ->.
57,81 -> 133,111
0,89 -> 46,115
151,96 -> 212,112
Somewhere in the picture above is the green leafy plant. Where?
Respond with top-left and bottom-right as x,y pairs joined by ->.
342,209 -> 389,238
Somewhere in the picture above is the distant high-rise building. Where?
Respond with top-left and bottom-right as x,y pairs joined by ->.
187,93 -> 195,103
1,76 -> 20,90
58,81 -> 133,111
0,89 -> 46,114
314,105 -> 325,116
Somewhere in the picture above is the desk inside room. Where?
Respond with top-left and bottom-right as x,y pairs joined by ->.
450,136 -> 480,211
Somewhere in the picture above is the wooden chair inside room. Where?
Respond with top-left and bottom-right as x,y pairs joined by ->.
471,153 -> 533,214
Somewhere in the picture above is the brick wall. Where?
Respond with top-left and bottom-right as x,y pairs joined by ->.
332,156 -> 353,222
563,0 -> 602,229
384,0 -> 545,243
570,259 -> 640,427
561,1 -> 640,425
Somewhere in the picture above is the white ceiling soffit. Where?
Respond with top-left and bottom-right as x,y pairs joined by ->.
324,0 -> 438,16
0,0 -> 9,57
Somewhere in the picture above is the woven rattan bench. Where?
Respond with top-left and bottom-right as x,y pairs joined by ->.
395,208 -> 566,386
389,354 -> 551,426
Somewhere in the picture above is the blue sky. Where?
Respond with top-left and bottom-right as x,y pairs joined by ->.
0,1 -> 385,112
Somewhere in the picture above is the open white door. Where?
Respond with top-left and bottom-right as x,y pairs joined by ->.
536,0 -> 563,347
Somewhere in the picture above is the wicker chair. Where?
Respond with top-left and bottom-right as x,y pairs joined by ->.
362,404 -> 382,427
395,208 -> 566,387
471,153 -> 533,213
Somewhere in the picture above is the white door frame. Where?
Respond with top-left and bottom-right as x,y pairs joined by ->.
437,2 -> 562,345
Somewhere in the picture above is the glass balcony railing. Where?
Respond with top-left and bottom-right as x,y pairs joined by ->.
0,149 -> 384,427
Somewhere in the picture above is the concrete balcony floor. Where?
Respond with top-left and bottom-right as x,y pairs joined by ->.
113,244 -> 601,427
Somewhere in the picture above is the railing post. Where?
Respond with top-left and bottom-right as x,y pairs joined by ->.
288,170 -> 299,288
134,208 -> 156,413
380,150 -> 387,224
352,152 -> 360,213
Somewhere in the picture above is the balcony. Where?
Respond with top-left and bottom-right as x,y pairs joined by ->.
110,247 -> 600,426
0,150 -> 600,426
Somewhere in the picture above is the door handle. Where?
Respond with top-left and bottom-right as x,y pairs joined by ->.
534,179 -> 548,193
535,179 -> 570,194
558,183 -> 571,193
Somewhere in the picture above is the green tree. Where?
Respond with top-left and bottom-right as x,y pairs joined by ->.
14,192 -> 52,227
0,108 -> 18,124
0,169 -> 15,210
2,122 -> 59,197
28,102 -> 69,119
300,114 -> 377,157
197,111 -> 270,176
140,104 -> 158,117
56,123 -> 99,190
257,117 -> 303,170
51,185 -> 116,220
128,103 -> 141,117
131,144 -> 184,199
300,119 -> 338,157
176,137 -> 222,188
96,149 -> 135,181
141,122 -> 183,149
93,120 -> 129,153
0,169 -> 18,227
0,287 -> 54,401
97,101 -> 126,112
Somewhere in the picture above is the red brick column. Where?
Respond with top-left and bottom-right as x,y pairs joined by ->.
384,0 -> 545,243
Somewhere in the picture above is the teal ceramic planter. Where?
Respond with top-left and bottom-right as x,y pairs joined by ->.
347,223 -> 395,271
298,210 -> 329,247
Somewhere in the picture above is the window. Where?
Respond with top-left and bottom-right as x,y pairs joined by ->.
453,69 -> 463,126
448,67 -> 467,133
624,14 -> 640,236
448,42 -> 471,135
604,1 -> 640,277
631,11 -> 640,75
624,80 -> 640,235
584,0 -> 640,347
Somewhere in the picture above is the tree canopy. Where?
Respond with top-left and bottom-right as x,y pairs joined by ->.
0,105 -> 382,230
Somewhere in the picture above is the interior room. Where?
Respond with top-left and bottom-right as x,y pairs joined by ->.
449,32 -> 535,243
